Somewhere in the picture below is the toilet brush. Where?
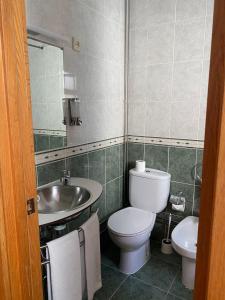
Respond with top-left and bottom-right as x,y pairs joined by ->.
161,213 -> 173,254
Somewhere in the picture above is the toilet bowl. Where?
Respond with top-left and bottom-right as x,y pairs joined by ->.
171,216 -> 199,290
108,207 -> 156,274
107,168 -> 171,274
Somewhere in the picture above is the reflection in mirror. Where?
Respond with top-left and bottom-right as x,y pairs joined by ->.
28,38 -> 66,153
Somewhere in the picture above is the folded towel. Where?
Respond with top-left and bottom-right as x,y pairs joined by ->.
81,213 -> 102,300
47,231 -> 82,300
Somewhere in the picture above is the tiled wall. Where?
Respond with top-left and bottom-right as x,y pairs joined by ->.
26,0 -> 125,146
128,0 -> 214,140
36,143 -> 125,223
127,142 -> 203,225
29,42 -> 65,132
34,134 -> 67,152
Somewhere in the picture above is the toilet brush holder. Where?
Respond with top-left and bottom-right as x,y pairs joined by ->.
161,238 -> 173,254
161,213 -> 173,254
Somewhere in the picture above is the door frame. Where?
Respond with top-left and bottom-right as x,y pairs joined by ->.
194,0 -> 225,298
0,0 -> 42,299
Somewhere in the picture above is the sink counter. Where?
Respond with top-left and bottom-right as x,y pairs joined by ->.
38,177 -> 102,226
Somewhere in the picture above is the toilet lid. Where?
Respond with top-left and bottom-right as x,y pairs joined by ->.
108,207 -> 156,236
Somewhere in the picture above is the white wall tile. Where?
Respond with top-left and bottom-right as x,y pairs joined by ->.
176,0 -> 206,22
145,101 -> 171,138
128,102 -> 146,136
146,0 -> 176,25
172,61 -> 202,101
170,101 -> 199,140
147,23 -> 174,64
147,64 -> 173,101
128,68 -> 147,102
204,17 -> 213,60
174,20 -> 205,61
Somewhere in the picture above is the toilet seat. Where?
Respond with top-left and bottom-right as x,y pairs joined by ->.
108,207 -> 156,237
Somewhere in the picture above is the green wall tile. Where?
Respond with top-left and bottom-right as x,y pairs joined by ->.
91,186 -> 106,222
169,147 -> 196,184
119,144 -> 125,176
119,176 -> 124,208
36,134 -> 50,152
106,145 -> 120,182
106,178 -> 120,216
145,144 -> 169,171
127,142 -> 144,170
66,154 -> 89,178
37,159 -> 65,186
50,136 -> 64,150
88,149 -> 106,185
193,185 -> 201,216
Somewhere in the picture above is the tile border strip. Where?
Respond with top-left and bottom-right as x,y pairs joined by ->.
127,135 -> 204,149
35,136 -> 125,165
34,129 -> 66,136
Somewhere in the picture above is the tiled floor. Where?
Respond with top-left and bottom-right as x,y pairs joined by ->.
94,240 -> 193,300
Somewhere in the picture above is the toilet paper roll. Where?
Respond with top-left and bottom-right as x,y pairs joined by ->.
172,203 -> 185,212
135,160 -> 146,172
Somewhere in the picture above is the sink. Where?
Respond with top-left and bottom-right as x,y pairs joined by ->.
38,177 -> 102,226
38,184 -> 91,214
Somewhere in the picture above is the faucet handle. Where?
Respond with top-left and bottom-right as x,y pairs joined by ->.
62,169 -> 70,177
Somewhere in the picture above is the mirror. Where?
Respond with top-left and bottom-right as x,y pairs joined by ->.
28,38 -> 67,153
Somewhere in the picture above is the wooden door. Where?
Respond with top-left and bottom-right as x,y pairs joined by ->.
194,0 -> 225,299
0,0 -> 43,299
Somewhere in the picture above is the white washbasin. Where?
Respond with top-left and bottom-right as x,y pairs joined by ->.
38,177 -> 102,226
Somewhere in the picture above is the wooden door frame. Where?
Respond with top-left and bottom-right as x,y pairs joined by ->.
0,0 -> 42,299
194,0 -> 225,298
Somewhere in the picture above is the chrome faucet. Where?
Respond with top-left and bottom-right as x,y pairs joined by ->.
61,170 -> 71,185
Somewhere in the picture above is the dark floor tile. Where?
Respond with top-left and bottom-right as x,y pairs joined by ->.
169,272 -> 193,300
133,256 -> 178,292
94,265 -> 127,300
112,277 -> 167,300
151,240 -> 182,266
166,293 -> 184,300
101,241 -> 120,271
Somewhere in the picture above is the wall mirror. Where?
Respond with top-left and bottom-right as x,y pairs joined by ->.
28,37 -> 67,153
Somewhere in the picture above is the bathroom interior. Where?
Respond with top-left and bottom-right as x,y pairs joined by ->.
11,0 -> 214,299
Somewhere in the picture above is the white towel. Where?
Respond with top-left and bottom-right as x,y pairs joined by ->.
46,231 -> 82,300
81,213 -> 102,300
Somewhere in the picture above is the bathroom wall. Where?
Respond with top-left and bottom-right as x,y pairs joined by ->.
26,0 -> 125,146
128,0 -> 213,141
127,0 -> 214,233
26,0 -> 126,223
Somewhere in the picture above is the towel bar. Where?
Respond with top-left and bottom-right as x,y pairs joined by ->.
40,227 -> 86,300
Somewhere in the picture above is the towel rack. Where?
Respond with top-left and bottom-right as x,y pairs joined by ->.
40,227 -> 86,300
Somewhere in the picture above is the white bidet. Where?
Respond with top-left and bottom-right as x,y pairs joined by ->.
171,216 -> 199,290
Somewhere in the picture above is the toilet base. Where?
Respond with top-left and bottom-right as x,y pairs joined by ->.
119,240 -> 150,274
182,256 -> 196,290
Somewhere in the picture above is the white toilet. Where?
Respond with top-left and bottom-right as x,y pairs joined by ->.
172,216 -> 199,290
107,168 -> 171,274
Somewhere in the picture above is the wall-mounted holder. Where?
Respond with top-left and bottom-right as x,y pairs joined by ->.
63,97 -> 82,126
170,192 -> 186,212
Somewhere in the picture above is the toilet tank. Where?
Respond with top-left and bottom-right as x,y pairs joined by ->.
129,168 -> 171,213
